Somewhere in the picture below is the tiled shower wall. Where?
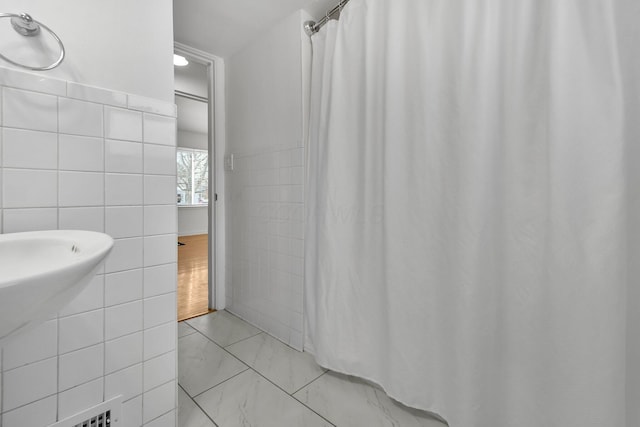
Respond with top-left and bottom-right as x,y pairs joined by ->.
0,67 -> 177,427
225,10 -> 311,351
229,147 -> 305,350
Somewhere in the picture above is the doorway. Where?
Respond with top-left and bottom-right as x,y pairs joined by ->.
174,49 -> 214,320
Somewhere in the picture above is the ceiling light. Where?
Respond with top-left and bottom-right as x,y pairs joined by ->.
174,54 -> 189,67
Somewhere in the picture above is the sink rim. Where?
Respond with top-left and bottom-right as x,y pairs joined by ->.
0,229 -> 114,346
0,230 -> 114,289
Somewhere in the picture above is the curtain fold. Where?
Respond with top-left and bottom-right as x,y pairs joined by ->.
305,1 -> 637,426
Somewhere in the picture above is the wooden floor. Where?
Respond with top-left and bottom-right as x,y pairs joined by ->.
178,234 -> 212,321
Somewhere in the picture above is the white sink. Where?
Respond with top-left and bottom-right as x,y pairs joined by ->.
0,230 -> 114,345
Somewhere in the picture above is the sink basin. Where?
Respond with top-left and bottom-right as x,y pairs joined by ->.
0,230 -> 114,345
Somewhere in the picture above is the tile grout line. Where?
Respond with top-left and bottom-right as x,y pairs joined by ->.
290,370 -> 328,396
181,313 -> 335,426
217,332 -> 336,426
189,367 -> 250,400
177,383 -> 219,427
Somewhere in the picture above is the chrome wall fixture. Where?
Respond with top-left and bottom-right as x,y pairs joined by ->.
304,0 -> 351,36
0,12 -> 66,71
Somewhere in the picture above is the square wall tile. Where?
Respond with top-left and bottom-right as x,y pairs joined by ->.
2,128 -> 57,169
143,263 -> 177,297
144,234 -> 176,267
59,134 -> 104,171
58,343 -> 104,391
105,363 -> 142,402
105,332 -> 143,374
3,169 -> 57,208
122,396 -> 143,427
144,175 -> 175,205
105,106 -> 142,141
105,300 -> 143,341
3,356 -> 57,411
58,378 -> 104,420
105,237 -> 143,273
143,114 -> 176,146
2,395 -> 57,427
105,174 -> 143,206
143,293 -> 176,329
143,351 -> 175,392
144,322 -> 176,359
105,269 -> 143,306
59,309 -> 104,354
3,87 -> 57,132
2,319 -> 57,371
144,205 -> 176,236
59,207 -> 105,232
3,208 -> 57,233
142,380 -> 175,423
59,171 -> 104,207
106,206 -> 143,238
106,139 -> 143,173
144,144 -> 176,175
58,274 -> 104,316
59,98 -> 104,137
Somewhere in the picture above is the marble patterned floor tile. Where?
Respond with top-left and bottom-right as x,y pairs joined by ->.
293,372 -> 446,427
179,332 -> 249,397
178,321 -> 198,338
186,310 -> 261,347
178,386 -> 216,427
226,333 -> 326,394
195,369 -> 333,427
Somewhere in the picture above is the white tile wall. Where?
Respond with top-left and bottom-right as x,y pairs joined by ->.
2,88 -> 58,132
59,98 -> 104,137
142,381 -> 175,424
105,107 -> 143,141
0,66 -> 177,427
3,169 -> 57,208
58,377 -> 104,420
2,128 -> 57,169
105,173 -> 144,206
228,147 -> 305,350
59,135 -> 104,172
106,139 -> 143,173
59,207 -> 105,232
58,344 -> 104,391
3,208 -> 58,233
106,206 -> 144,238
59,171 -> 104,206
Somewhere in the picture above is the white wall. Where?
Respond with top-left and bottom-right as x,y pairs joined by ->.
0,2 -> 177,426
227,11 -> 305,155
226,10 -> 311,350
0,66 -> 178,427
0,0 -> 174,102
178,208 -> 208,236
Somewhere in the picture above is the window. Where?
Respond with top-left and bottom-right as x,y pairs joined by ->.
177,149 -> 208,206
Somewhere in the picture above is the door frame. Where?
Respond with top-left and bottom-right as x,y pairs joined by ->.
174,42 -> 226,310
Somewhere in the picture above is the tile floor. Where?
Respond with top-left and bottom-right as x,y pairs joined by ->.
178,310 -> 447,427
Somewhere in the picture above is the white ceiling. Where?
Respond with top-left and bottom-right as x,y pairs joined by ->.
173,0 -> 338,58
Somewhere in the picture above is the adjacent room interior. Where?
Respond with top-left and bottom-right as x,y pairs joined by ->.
174,53 -> 212,321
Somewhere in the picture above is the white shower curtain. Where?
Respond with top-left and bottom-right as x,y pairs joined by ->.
305,1 -> 640,426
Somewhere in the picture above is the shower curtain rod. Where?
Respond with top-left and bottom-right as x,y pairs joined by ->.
304,0 -> 350,36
